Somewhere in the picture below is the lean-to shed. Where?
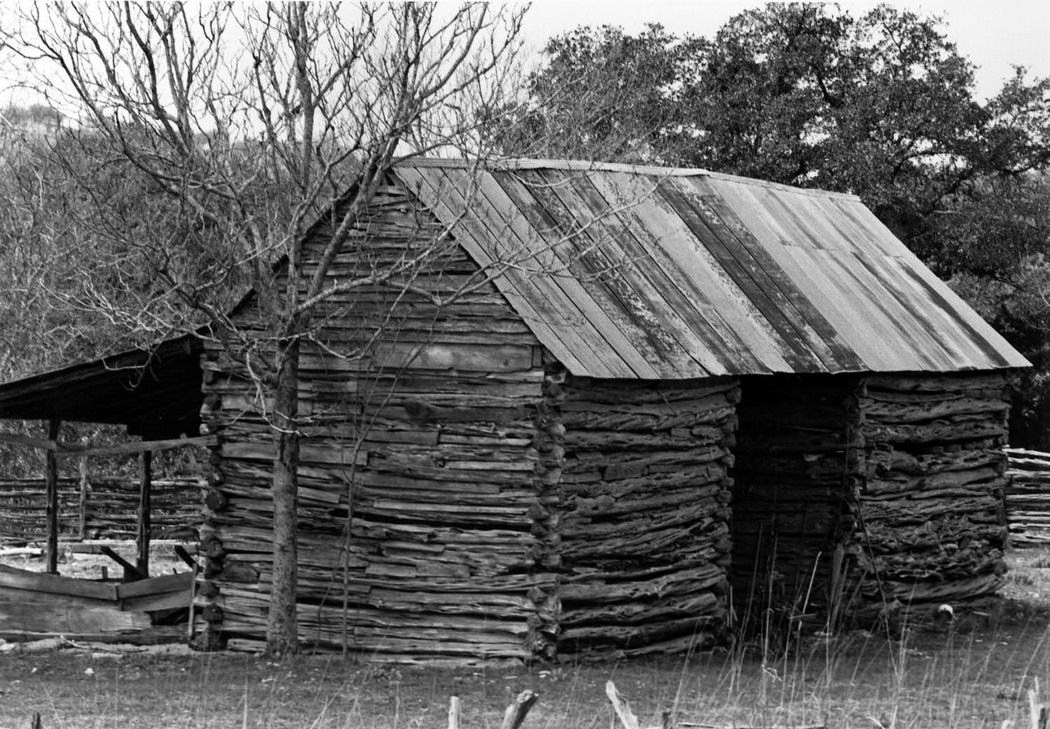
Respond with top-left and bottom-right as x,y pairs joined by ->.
0,336 -> 205,557
191,159 -> 1028,660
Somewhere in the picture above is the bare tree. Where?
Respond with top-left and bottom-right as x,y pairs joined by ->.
1,1 -> 526,655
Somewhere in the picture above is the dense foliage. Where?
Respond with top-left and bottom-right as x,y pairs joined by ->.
504,3 -> 1050,446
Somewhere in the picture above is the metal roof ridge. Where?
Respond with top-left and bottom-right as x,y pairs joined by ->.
397,157 -> 862,201
400,157 -> 705,175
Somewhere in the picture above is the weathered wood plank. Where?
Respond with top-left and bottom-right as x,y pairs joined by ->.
0,564 -> 119,601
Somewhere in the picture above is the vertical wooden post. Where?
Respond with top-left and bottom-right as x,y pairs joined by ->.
77,448 -> 89,541
44,419 -> 60,574
136,449 -> 152,577
448,696 -> 461,729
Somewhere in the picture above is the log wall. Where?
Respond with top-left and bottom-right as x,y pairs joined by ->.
196,181 -> 746,660
0,477 -> 202,542
197,184 -> 556,659
849,372 -> 1012,617
731,376 -> 860,629
1005,448 -> 1050,547
554,375 -> 739,657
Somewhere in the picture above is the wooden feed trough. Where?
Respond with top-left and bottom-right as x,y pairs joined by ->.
0,564 -> 194,643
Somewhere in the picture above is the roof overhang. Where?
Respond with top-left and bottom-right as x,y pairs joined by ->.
0,335 -> 203,439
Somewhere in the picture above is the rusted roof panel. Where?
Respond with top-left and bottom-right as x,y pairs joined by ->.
397,159 -> 1029,378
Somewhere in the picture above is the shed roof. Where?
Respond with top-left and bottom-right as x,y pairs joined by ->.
0,335 -> 202,437
395,159 -> 1029,378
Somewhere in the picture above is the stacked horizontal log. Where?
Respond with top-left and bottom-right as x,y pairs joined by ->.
849,373 -> 1012,618
553,375 -> 738,657
0,477 -> 202,542
197,183 -> 556,659
1004,448 -> 1050,546
731,375 -> 860,628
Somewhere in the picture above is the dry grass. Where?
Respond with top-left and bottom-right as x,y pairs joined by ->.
4,550 -> 1050,728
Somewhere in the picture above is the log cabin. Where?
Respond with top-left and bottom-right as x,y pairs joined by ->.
0,159 -> 1029,660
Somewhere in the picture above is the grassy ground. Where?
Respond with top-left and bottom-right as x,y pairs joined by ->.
5,552 -> 1050,728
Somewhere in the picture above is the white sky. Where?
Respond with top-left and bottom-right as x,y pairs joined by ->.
521,0 -> 1050,100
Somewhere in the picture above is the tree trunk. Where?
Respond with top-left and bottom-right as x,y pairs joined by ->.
267,336 -> 301,656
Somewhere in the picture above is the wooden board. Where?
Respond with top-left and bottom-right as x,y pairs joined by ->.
0,563 -> 118,601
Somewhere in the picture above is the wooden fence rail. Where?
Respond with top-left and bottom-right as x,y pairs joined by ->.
1006,448 -> 1050,547
0,477 -> 203,543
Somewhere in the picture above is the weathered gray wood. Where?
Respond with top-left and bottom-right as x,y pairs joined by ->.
846,373 -> 1011,619
100,546 -> 146,581
136,450 -> 152,577
77,452 -> 89,540
0,591 -> 150,635
605,681 -> 640,729
116,572 -> 193,599
0,567 -> 191,640
447,696 -> 461,729
499,690 -> 538,729
44,419 -> 60,574
0,477 -> 202,543
554,376 -> 736,654
0,563 -> 118,601
1005,447 -> 1050,546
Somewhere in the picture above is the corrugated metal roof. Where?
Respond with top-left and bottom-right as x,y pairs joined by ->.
395,159 -> 1029,378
